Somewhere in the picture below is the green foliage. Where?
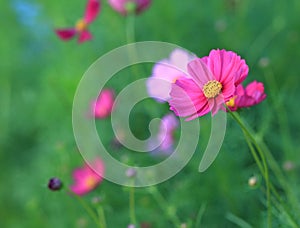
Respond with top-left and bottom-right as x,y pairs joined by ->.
1,0 -> 300,227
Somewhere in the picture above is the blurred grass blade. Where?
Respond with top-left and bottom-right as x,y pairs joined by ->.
226,213 -> 253,228
195,203 -> 206,228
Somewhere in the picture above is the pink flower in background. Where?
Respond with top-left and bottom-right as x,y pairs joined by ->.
227,81 -> 266,111
150,113 -> 179,155
91,89 -> 115,118
70,158 -> 104,196
147,48 -> 196,102
55,0 -> 100,43
108,0 -> 151,15
169,49 -> 249,120
157,113 -> 178,153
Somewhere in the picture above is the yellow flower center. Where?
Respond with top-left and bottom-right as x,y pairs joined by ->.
85,176 -> 97,189
203,80 -> 222,98
75,19 -> 87,32
226,96 -> 236,107
172,76 -> 179,83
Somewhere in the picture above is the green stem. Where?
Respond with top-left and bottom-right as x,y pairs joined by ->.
230,111 -> 299,226
148,186 -> 181,227
126,11 -> 135,44
256,67 -> 300,215
97,205 -> 107,228
270,192 -> 299,228
195,203 -> 206,228
269,184 -> 298,228
228,111 -> 271,227
243,131 -> 264,174
124,4 -> 142,81
129,186 -> 137,225
69,191 -> 102,228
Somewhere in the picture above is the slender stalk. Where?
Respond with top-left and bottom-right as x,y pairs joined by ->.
129,186 -> 137,225
126,10 -> 136,44
97,205 -> 107,228
228,110 -> 299,225
124,4 -> 141,82
195,203 -> 206,228
148,186 -> 181,227
69,191 -> 102,228
243,131 -> 264,174
228,111 -> 271,227
244,124 -> 299,227
270,191 -> 299,228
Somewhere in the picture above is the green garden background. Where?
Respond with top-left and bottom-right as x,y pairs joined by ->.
1,0 -> 300,227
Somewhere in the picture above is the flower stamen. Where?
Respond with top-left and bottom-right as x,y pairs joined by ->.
85,176 -> 97,189
75,19 -> 87,32
203,80 -> 222,98
226,96 -> 236,107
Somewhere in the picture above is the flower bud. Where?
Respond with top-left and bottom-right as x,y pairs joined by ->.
126,168 -> 137,178
48,177 -> 63,191
248,176 -> 258,187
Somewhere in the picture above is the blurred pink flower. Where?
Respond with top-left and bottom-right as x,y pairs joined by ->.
169,49 -> 249,120
108,0 -> 151,15
70,158 -> 104,196
227,81 -> 266,111
55,0 -> 100,43
91,89 -> 115,118
158,113 -> 178,153
150,113 -> 179,155
147,48 -> 195,102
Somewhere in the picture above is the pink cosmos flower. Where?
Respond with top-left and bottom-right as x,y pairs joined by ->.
157,113 -> 178,153
150,113 -> 179,155
70,158 -> 104,196
227,81 -> 266,111
55,0 -> 100,43
108,0 -> 151,15
169,49 -> 249,120
91,89 -> 115,118
147,48 -> 196,102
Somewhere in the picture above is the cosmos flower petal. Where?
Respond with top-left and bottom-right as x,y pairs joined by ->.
146,77 -> 172,102
55,28 -> 77,40
201,49 -> 249,86
240,81 -> 266,107
73,167 -> 88,180
152,113 -> 179,155
221,78 -> 235,101
185,102 -> 210,121
147,48 -> 195,102
234,58 -> 249,85
169,48 -> 196,72
169,77 -> 209,119
84,0 -> 100,23
70,158 -> 105,195
91,89 -> 115,118
152,60 -> 187,81
70,185 -> 89,196
91,158 -> 105,178
245,81 -> 266,100
135,0 -> 152,14
78,30 -> 93,43
108,0 -> 152,15
187,58 -> 215,88
208,94 -> 225,116
227,81 -> 266,111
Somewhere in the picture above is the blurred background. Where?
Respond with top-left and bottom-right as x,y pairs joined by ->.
1,0 -> 300,227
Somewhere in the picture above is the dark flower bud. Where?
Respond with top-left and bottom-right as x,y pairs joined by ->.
48,177 -> 63,191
